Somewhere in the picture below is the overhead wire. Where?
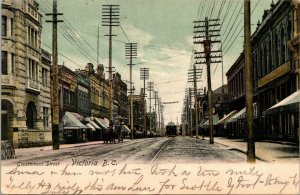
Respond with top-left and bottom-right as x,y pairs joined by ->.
40,1 -> 104,64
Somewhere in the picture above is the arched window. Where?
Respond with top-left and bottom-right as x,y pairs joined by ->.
264,45 -> 268,74
287,20 -> 292,41
26,101 -> 37,129
260,48 -> 264,76
256,52 -> 261,78
287,20 -> 292,59
274,33 -> 279,67
281,28 -> 285,64
269,40 -> 272,71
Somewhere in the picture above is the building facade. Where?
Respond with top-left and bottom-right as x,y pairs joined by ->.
252,0 -> 299,141
1,0 -> 52,147
226,53 -> 245,111
112,72 -> 128,123
58,65 -> 77,118
75,71 -> 91,117
83,63 -> 110,119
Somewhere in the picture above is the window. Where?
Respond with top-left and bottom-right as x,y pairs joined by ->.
27,26 -> 38,48
281,28 -> 285,64
264,45 -> 267,75
2,51 -> 8,75
35,31 -> 37,47
11,53 -> 14,74
2,16 -> 7,36
287,21 -> 292,59
42,68 -> 48,86
269,40 -> 272,71
63,88 -> 70,105
28,26 -> 30,44
43,107 -> 49,129
11,19 -> 13,36
31,28 -> 34,46
29,59 -> 38,80
275,34 -> 279,67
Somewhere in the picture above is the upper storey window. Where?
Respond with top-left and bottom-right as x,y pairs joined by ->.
2,16 -> 7,37
27,26 -> 38,48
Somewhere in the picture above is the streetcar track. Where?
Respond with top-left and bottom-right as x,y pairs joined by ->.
149,137 -> 172,164
14,138 -> 157,163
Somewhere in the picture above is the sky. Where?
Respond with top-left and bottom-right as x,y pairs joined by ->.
37,0 -> 275,125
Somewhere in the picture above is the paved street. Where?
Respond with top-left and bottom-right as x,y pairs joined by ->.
2,137 -> 248,166
2,136 -> 298,166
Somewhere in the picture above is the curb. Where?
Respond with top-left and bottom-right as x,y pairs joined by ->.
213,140 -> 268,162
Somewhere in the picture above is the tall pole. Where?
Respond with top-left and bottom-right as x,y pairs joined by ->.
102,5 -> 119,121
244,0 -> 255,162
204,17 -> 214,144
189,87 -> 192,137
125,43 -> 137,140
154,91 -> 158,134
193,64 -> 199,139
46,0 -> 63,150
194,17 -> 222,144
158,98 -> 161,136
147,82 -> 154,134
140,68 -> 149,136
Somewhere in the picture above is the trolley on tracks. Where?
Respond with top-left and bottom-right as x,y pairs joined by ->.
165,122 -> 178,137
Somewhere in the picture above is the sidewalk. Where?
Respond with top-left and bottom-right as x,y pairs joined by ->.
213,137 -> 299,163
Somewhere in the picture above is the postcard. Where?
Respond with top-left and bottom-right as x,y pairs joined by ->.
1,0 -> 299,194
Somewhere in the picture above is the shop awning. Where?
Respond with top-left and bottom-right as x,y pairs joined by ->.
71,112 -> 85,122
266,90 -> 300,115
219,110 -> 238,124
201,114 -> 220,127
102,118 -> 110,127
90,121 -> 101,130
121,125 -> 131,133
86,123 -> 96,131
93,118 -> 107,129
63,112 -> 86,129
228,107 -> 246,122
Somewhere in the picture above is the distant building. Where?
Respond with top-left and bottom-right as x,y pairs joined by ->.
1,0 -> 52,147
129,94 -> 145,136
112,72 -> 128,124
198,85 -> 229,136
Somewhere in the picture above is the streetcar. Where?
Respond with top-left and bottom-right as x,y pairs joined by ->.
165,122 -> 178,136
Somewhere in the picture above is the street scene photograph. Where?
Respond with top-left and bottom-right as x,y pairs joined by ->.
1,0 -> 299,194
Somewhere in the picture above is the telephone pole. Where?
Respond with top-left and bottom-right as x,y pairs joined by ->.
188,67 -> 202,139
102,4 -> 119,121
188,87 -> 193,137
244,0 -> 255,162
154,91 -> 158,134
194,17 -> 222,144
140,67 -> 149,135
46,0 -> 63,150
147,82 -> 154,134
158,97 -> 162,136
125,43 -> 137,140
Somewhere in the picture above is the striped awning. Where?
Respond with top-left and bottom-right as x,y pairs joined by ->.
63,112 -> 86,129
